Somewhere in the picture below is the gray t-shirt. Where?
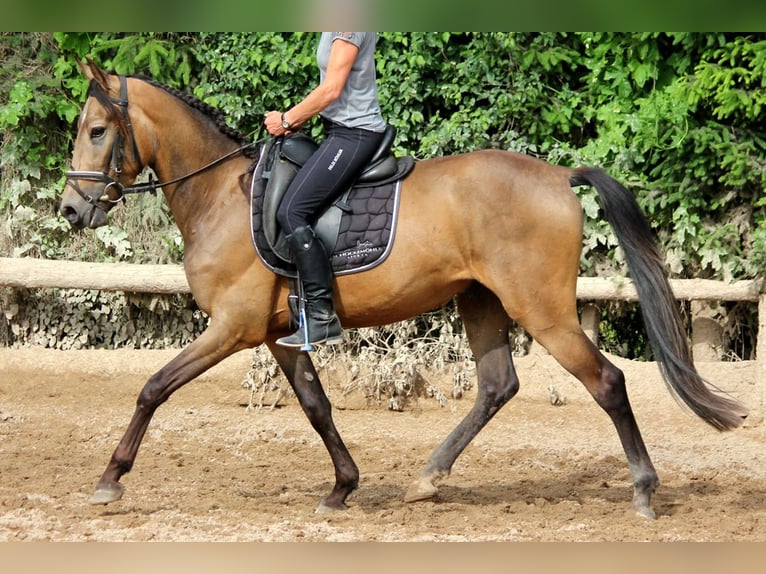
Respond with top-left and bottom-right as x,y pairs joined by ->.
317,32 -> 387,133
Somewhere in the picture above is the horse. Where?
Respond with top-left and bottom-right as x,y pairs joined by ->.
59,59 -> 747,520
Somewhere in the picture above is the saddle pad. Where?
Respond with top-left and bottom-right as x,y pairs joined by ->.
249,171 -> 402,279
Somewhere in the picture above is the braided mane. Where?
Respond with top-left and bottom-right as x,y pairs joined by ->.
130,75 -> 260,159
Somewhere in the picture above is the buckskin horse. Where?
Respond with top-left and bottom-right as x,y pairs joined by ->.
60,59 -> 746,519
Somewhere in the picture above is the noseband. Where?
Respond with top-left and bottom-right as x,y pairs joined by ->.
65,75 -> 259,210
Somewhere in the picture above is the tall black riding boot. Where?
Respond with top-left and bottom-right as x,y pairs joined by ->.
276,225 -> 342,348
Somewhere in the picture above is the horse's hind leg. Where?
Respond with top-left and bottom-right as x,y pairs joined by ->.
405,283 -> 519,503
267,341 -> 359,513
529,321 -> 660,518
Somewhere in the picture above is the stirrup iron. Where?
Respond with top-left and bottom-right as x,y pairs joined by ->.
289,275 -> 314,352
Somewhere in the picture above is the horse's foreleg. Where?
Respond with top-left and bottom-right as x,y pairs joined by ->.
267,340 -> 359,513
405,284 -> 519,503
90,324 -> 246,505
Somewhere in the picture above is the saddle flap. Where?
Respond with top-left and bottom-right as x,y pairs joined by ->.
262,157 -> 299,260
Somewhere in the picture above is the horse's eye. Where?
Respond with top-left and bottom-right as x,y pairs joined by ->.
90,127 -> 106,139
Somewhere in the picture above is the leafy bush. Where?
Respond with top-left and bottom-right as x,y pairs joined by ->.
2,33 -> 765,361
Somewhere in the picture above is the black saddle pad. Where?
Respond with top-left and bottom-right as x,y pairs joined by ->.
249,158 -> 410,279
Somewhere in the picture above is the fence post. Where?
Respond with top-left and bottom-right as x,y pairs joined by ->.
691,301 -> 723,361
580,303 -> 600,346
752,294 -> 766,427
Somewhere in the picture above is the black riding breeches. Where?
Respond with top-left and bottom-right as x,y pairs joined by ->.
276,122 -> 385,235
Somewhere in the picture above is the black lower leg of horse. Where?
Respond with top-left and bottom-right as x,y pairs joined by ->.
591,361 -> 660,518
90,328 -> 243,505
405,284 -> 519,503
268,341 -> 359,512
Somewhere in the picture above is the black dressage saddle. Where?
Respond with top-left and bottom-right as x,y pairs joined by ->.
250,125 -> 415,278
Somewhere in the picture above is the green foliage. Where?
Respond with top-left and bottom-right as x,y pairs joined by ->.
3,33 -> 766,359
376,33 -> 586,158
1,34 -> 77,261
190,32 -> 318,136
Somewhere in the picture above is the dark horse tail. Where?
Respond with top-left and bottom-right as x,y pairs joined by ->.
570,167 -> 748,431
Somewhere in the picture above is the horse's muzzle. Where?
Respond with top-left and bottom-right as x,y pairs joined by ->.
59,196 -> 109,230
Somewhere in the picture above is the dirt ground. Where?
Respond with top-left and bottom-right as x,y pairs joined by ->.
0,345 -> 764,542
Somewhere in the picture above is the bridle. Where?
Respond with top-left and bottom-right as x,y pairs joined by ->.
64,75 -> 259,210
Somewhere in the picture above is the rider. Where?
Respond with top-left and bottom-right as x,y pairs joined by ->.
264,32 -> 387,348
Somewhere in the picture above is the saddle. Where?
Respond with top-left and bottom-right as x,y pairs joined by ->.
250,125 -> 415,278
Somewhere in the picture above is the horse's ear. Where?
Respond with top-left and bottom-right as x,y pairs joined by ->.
77,57 -> 111,91
76,58 -> 92,80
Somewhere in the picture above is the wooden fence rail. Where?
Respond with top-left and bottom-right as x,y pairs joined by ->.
1,257 -> 763,300
0,257 -> 191,294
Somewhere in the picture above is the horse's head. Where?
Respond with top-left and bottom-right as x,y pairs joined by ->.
60,59 -> 146,230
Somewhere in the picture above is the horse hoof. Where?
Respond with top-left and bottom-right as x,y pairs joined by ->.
315,500 -> 348,514
404,478 -> 438,503
635,506 -> 656,520
89,483 -> 125,505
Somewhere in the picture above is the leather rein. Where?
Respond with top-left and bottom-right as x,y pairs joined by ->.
65,75 -> 258,208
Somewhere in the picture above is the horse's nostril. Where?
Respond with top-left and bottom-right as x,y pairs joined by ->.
60,204 -> 81,227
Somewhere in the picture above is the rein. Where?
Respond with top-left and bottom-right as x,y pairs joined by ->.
65,74 -> 263,206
